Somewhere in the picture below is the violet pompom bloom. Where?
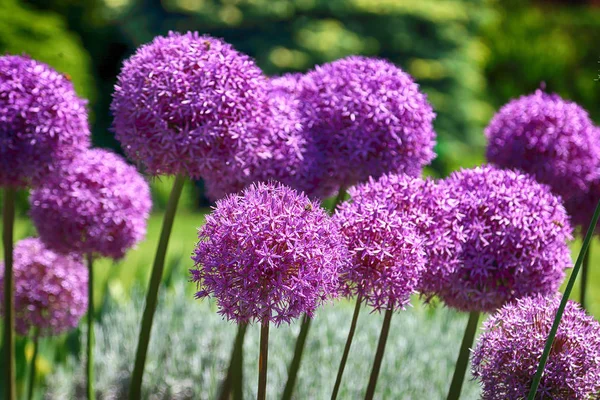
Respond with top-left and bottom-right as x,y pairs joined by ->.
0,238 -> 87,336
30,149 -> 151,259
111,32 -> 271,179
0,55 -> 90,187
485,90 -> 599,205
438,166 -> 573,313
347,173 -> 466,297
333,184 -> 427,311
299,56 -> 436,190
472,295 -> 600,399
191,182 -> 347,325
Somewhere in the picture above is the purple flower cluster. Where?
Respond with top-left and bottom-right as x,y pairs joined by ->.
30,149 -> 151,259
0,238 -> 88,336
472,295 -> 600,399
437,166 -> 572,313
299,56 -> 436,190
0,55 -> 90,187
333,177 -> 428,311
111,32 -> 271,180
191,182 -> 347,324
485,90 -> 599,206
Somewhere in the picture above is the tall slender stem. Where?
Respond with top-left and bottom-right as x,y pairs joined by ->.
331,295 -> 362,400
219,324 -> 248,400
580,241 -> 590,310
446,311 -> 480,400
129,175 -> 186,400
281,315 -> 312,400
2,188 -> 16,400
257,321 -> 269,400
527,198 -> 600,399
364,309 -> 393,400
27,330 -> 40,400
86,253 -> 95,400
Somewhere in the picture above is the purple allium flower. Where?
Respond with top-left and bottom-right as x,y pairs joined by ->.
472,295 -> 600,399
0,238 -> 88,336
346,173 -> 466,297
111,31 -> 272,180
0,55 -> 90,187
333,180 -> 427,311
485,90 -> 599,206
190,182 -> 347,324
437,166 -> 573,313
30,149 -> 151,259
298,56 -> 436,190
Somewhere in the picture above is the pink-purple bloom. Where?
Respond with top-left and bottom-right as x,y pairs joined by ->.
0,238 -> 88,336
472,295 -> 600,399
0,55 -> 90,187
191,182 -> 347,324
333,179 -> 427,311
438,166 -> 572,313
111,32 -> 271,180
299,56 -> 436,191
485,90 -> 599,207
30,149 -> 151,259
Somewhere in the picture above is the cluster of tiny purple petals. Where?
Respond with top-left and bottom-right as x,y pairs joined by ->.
348,173 -> 466,296
111,32 -> 271,179
485,90 -> 599,205
472,295 -> 600,399
298,56 -> 436,189
30,149 -> 151,259
0,238 -> 88,336
333,182 -> 427,312
191,182 -> 347,324
0,55 -> 90,187
437,166 -> 572,313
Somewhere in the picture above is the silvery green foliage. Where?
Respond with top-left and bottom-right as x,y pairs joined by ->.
45,279 -> 481,399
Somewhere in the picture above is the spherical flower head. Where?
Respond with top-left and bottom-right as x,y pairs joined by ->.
111,31 -> 271,179
0,55 -> 90,187
0,238 -> 88,336
485,89 -> 599,204
299,56 -> 436,189
30,148 -> 152,259
472,295 -> 600,399
438,166 -> 573,313
333,184 -> 427,312
348,173 -> 467,297
191,182 -> 347,325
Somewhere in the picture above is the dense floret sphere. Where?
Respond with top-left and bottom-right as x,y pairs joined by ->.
191,182 -> 347,324
438,166 -> 572,313
333,183 -> 427,311
485,90 -> 599,204
472,295 -> 600,399
348,173 -> 466,296
0,238 -> 88,336
299,56 -> 436,189
111,31 -> 271,179
30,149 -> 151,259
0,55 -> 90,187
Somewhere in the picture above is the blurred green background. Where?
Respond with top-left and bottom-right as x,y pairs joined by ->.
1,0 -> 600,398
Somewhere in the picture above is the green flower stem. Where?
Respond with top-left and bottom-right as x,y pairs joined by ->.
331,294 -> 363,400
527,198 -> 600,400
281,314 -> 311,400
129,175 -> 186,400
364,308 -> 393,400
580,241 -> 590,310
87,253 -> 95,400
27,329 -> 39,400
2,188 -> 16,400
330,187 -> 347,214
257,321 -> 269,400
219,323 -> 248,400
446,311 -> 480,400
